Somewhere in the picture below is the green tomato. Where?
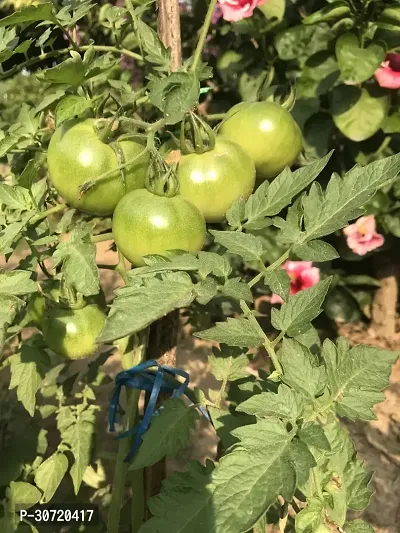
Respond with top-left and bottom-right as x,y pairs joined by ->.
219,101 -> 303,179
113,189 -> 206,266
47,119 -> 150,215
26,288 -> 106,329
42,304 -> 106,360
177,137 -> 256,222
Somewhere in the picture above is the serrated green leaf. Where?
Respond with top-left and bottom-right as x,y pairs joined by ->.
299,423 -> 331,452
8,481 -> 41,511
57,405 -> 96,494
130,399 -> 199,470
210,230 -> 264,262
344,519 -> 375,533
271,278 -> 331,336
278,338 -> 325,400
198,251 -> 232,279
302,154 -> 400,241
194,317 -> 264,348
34,453 -> 68,503
264,270 -> 291,301
0,269 -> 37,296
322,338 -> 398,420
0,133 -> 26,157
226,197 -> 246,228
9,345 -> 50,416
128,253 -> 199,278
35,89 -> 65,114
149,72 -> 200,124
0,3 -> 57,27
98,273 -> 195,343
0,184 -> 33,210
237,384 -> 304,421
18,159 -> 40,190
195,278 -> 218,304
245,153 -> 332,224
136,18 -> 169,68
293,240 -> 339,262
295,498 -> 323,533
220,278 -> 253,302
55,95 -> 92,127
209,352 -> 249,382
52,223 -> 99,297
36,51 -> 85,86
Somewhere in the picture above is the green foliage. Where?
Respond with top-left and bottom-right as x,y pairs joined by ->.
0,0 -> 399,532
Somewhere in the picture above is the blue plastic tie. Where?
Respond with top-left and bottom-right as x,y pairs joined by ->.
109,359 -> 207,462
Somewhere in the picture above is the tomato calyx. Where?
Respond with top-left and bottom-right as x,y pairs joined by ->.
145,154 -> 179,198
180,111 -> 216,155
261,82 -> 296,112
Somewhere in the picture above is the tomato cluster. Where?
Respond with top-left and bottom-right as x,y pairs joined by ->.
44,101 -> 302,358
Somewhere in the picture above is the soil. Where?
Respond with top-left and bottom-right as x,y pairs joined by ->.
2,241 -> 400,532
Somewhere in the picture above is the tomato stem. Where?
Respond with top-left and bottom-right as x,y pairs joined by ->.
107,334 -> 148,533
0,46 -> 143,81
29,203 -> 67,224
190,0 -> 219,73
92,232 -> 114,243
79,148 -> 149,196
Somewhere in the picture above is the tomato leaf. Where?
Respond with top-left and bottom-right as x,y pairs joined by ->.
52,223 -> 99,297
194,317 -> 264,348
57,404 -> 96,494
264,270 -> 291,302
322,338 -> 398,420
271,278 -> 332,337
0,3 -> 57,27
198,251 -> 232,279
98,273 -> 195,343
220,278 -> 253,302
210,230 -> 264,263
295,499 -> 323,533
278,338 -> 325,400
130,399 -> 199,470
34,453 -> 68,503
237,384 -> 304,421
36,51 -> 86,87
344,520 -> 376,533
245,152 -> 333,224
209,352 -> 249,382
301,153 -> 400,241
293,240 -> 339,262
9,345 -> 51,417
298,423 -> 331,451
55,95 -> 92,127
149,72 -> 200,124
136,18 -> 170,70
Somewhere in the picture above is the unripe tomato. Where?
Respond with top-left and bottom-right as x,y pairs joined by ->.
47,119 -> 150,215
113,189 -> 206,266
219,101 -> 303,179
42,304 -> 106,360
26,288 -> 106,329
177,137 -> 256,223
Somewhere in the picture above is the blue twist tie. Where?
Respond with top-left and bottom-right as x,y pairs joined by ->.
109,359 -> 208,463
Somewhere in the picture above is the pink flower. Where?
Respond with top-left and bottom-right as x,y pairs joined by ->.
375,53 -> 400,89
270,261 -> 320,304
343,215 -> 385,256
218,0 -> 267,22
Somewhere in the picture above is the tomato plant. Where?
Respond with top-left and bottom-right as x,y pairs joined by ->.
0,1 -> 399,533
177,136 -> 256,222
219,101 -> 303,179
113,188 -> 207,266
47,119 -> 150,215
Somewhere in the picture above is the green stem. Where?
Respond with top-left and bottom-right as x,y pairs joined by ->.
203,113 -> 226,122
312,469 -> 324,500
241,301 -> 283,375
107,336 -> 147,533
116,250 -> 129,284
92,232 -> 114,243
79,148 -> 148,196
29,203 -> 67,224
0,45 -> 142,80
248,249 -> 291,289
190,0 -> 219,73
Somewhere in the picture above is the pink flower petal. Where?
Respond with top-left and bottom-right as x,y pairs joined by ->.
375,53 -> 400,89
